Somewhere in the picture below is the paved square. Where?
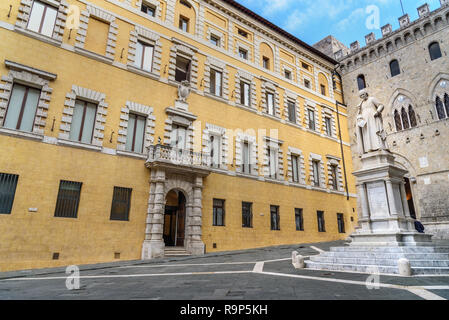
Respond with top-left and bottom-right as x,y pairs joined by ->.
1,241 -> 448,300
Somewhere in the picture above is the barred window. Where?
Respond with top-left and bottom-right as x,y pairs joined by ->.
0,173 -> 19,214
270,205 -> 280,231
242,202 -> 252,228
213,199 -> 225,226
54,181 -> 82,218
110,187 -> 132,221
317,211 -> 326,232
295,208 -> 304,231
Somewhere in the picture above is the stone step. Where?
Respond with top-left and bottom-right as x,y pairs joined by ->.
330,246 -> 449,253
309,256 -> 449,267
305,261 -> 449,275
164,247 -> 190,257
321,252 -> 449,260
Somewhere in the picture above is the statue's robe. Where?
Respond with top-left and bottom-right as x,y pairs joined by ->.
356,97 -> 385,154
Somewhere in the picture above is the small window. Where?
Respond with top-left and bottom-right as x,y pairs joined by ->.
135,41 -> 154,72
312,160 -> 320,187
304,79 -> 311,89
317,211 -> 326,232
291,155 -> 300,183
126,113 -> 146,154
295,208 -> 304,231
270,205 -> 280,231
54,180 -> 82,218
320,84 -> 326,96
242,141 -> 251,174
390,60 -> 400,77
239,48 -> 248,60
210,69 -> 223,96
210,35 -> 220,47
238,29 -> 248,38
175,56 -> 191,82
337,213 -> 345,233
263,57 -> 270,69
357,74 -> 366,90
3,83 -> 41,132
284,70 -> 292,80
69,100 -> 97,144
240,82 -> 251,107
110,187 -> 132,221
394,110 -> 403,131
213,199 -> 225,226
27,0 -> 58,37
0,173 -> 19,214
429,42 -> 442,61
308,109 -> 316,130
288,101 -> 296,123
330,165 -> 338,190
141,2 -> 156,17
242,202 -> 252,228
179,16 -> 189,32
268,148 -> 278,179
301,62 -> 310,70
325,117 -> 332,136
266,92 -> 275,115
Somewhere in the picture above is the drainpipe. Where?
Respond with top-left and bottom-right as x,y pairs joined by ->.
332,65 -> 350,201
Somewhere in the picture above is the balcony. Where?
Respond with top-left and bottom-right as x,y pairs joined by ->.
146,144 -> 212,176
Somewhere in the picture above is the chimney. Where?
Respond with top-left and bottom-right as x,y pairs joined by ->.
350,41 -> 360,52
365,32 -> 376,45
381,24 -> 392,37
398,14 -> 410,28
417,4 -> 430,18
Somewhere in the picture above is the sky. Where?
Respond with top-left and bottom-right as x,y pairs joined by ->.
236,0 -> 443,47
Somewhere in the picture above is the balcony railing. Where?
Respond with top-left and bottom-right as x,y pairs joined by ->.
147,144 -> 212,168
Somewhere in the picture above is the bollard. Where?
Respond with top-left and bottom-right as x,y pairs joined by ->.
292,251 -> 305,269
398,258 -> 412,276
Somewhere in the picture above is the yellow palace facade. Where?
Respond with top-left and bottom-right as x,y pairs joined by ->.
0,0 -> 357,271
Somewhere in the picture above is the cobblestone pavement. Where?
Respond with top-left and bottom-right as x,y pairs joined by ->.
0,241 -> 448,300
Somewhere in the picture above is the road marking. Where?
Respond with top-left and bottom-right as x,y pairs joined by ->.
1,271 -> 253,282
118,262 -> 257,268
407,288 -> 446,300
253,262 -> 264,273
262,258 -> 292,263
310,246 -> 325,253
420,285 -> 449,290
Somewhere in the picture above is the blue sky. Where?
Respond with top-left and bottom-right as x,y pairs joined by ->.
237,0 -> 442,47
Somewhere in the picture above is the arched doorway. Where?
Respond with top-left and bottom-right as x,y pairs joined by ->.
163,190 -> 186,247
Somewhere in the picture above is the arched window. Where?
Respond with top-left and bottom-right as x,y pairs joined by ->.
436,96 -> 446,119
357,74 -> 366,90
390,60 -> 400,77
444,93 -> 449,118
394,110 -> 403,131
429,42 -> 442,61
408,106 -> 417,127
401,107 -> 410,129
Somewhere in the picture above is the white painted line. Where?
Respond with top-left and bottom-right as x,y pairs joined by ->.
310,246 -> 325,253
253,262 -> 264,273
118,262 -> 257,268
1,271 -> 253,282
262,258 -> 293,263
407,288 -> 446,300
420,286 -> 449,290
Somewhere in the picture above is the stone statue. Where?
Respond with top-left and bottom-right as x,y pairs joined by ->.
177,80 -> 191,103
356,89 -> 388,155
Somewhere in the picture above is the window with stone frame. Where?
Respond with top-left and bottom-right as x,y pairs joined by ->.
304,79 -> 311,89
309,153 -> 325,188
125,113 -> 146,154
320,84 -> 326,96
168,43 -> 198,87
210,35 -> 220,47
325,116 -> 332,136
236,133 -> 258,176
264,137 -> 283,180
317,211 -> 326,232
15,0 -> 67,43
287,100 -> 296,123
267,148 -> 278,179
175,56 -> 191,82
390,60 -> 400,77
266,92 -> 275,116
435,96 -> 448,120
0,62 -> 55,137
263,57 -> 270,70
326,156 -> 343,192
69,99 -> 98,144
171,124 -> 188,150
357,74 -> 366,90
284,69 -> 292,80
141,1 -> 156,17
202,123 -> 228,170
204,58 -> 229,99
209,69 -> 222,96
330,164 -> 338,190
261,81 -> 280,117
240,81 -> 251,106
270,205 -> 280,231
236,70 -> 256,109
239,48 -> 248,60
308,109 -> 316,130
312,160 -> 320,187
213,199 -> 225,227
291,154 -> 300,183
242,141 -> 251,174
179,16 -> 189,32
287,147 -> 305,185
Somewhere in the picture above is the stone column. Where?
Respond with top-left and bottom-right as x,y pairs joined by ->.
142,169 -> 166,259
187,175 -> 205,255
385,179 -> 400,217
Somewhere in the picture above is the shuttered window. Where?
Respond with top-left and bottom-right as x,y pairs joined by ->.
110,187 -> 132,221
4,84 -> 41,132
0,173 -> 19,214
54,181 -> 82,218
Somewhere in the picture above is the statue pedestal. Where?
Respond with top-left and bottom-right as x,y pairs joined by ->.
351,150 -> 432,246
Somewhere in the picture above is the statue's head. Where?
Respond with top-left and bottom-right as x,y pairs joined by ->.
359,89 -> 369,101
